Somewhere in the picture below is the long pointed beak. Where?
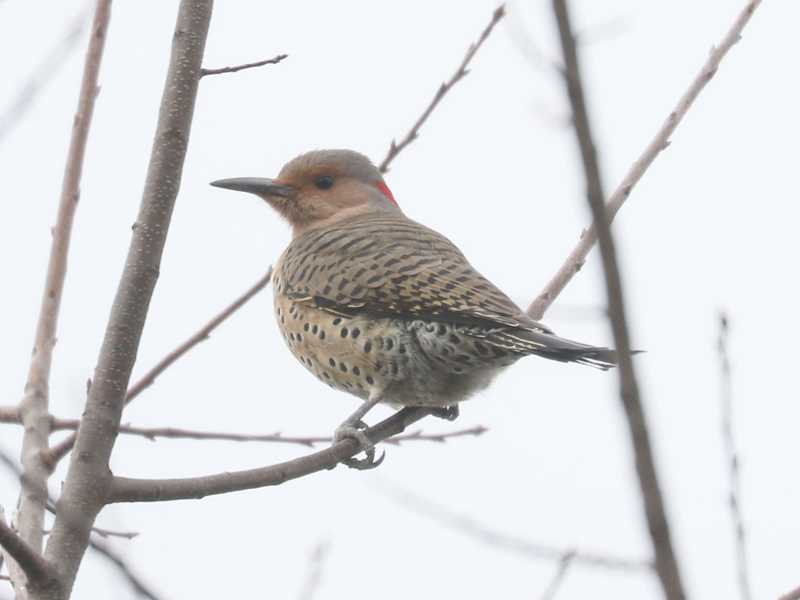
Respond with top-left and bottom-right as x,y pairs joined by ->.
210,177 -> 294,198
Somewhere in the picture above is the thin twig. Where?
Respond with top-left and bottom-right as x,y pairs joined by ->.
200,53 -> 288,77
43,267 -> 273,466
377,485 -> 650,571
12,1 -> 112,596
86,537 -> 163,600
42,2 -> 213,596
107,407 -> 434,503
377,4 -> 505,173
1,409 -> 485,448
718,313 -> 752,600
296,541 -> 329,600
528,0 -> 763,320
0,8 -> 90,143
539,550 -> 575,600
0,448 -> 139,541
550,1 -> 687,597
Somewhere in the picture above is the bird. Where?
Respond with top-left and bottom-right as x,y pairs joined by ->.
211,149 -> 616,468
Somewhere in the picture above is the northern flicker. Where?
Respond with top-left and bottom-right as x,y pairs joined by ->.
212,149 -> 616,468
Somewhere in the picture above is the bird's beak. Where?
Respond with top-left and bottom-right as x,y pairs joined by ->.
210,177 -> 294,198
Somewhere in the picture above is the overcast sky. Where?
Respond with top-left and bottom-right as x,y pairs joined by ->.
1,1 -> 797,599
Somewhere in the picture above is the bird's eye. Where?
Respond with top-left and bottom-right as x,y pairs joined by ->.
314,176 -> 334,190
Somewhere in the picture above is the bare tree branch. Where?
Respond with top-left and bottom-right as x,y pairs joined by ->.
0,519 -> 55,593
539,550 -> 575,600
108,407 -> 433,503
86,537 -> 162,600
1,407 -> 485,447
0,448 -> 137,542
377,4 -> 505,174
780,586 -> 800,600
200,53 -> 288,77
296,541 -> 329,600
40,2 -> 213,597
0,8 -> 89,143
528,0 -> 763,320
377,485 -> 650,571
549,0 -> 690,597
43,267 -> 273,466
718,313 -> 752,600
11,1 -> 112,596
1,449 -> 154,600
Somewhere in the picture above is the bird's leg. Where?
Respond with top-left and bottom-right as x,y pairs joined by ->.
429,405 -> 460,421
334,392 -> 385,470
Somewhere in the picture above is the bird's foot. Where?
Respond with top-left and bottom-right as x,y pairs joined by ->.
430,405 -> 460,421
334,420 -> 386,470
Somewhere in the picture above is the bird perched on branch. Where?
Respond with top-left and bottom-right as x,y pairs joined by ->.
212,149 -> 615,468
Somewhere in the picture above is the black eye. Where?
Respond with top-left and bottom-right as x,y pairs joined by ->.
315,176 -> 334,190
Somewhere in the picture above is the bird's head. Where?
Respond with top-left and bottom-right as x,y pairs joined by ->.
211,149 -> 400,236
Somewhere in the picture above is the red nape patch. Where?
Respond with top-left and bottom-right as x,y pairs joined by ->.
376,181 -> 399,207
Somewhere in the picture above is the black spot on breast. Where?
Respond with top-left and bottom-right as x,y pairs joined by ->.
385,338 -> 394,351
366,375 -> 375,385
339,363 -> 348,373
332,317 -> 342,326
449,334 -> 461,344
364,341 -> 372,353
303,323 -> 310,332
398,344 -> 406,354
352,366 -> 360,376
329,358 -> 336,367
323,372 -> 331,379
340,327 -> 349,338
437,324 -> 447,336
351,328 -> 360,339
312,324 -> 318,334
319,330 -> 326,340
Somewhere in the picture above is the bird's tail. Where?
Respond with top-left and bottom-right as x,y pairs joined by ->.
487,328 -> 619,370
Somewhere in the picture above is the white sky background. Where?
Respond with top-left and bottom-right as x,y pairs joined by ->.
0,1 -> 797,599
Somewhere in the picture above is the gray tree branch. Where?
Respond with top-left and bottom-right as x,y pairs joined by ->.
0,520 -> 54,594
377,485 -> 650,571
0,408 -> 484,447
550,0 -> 686,597
528,0 -> 763,320
718,314 -> 752,600
107,407 -> 431,503
11,1 -> 111,597
38,2 -> 213,598
378,4 -> 505,174
200,53 -> 288,77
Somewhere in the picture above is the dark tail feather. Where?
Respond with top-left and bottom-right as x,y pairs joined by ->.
488,329 -> 620,370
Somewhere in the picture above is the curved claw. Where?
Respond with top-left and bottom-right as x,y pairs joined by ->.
430,405 -> 460,421
334,423 -> 386,470
343,447 -> 386,470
